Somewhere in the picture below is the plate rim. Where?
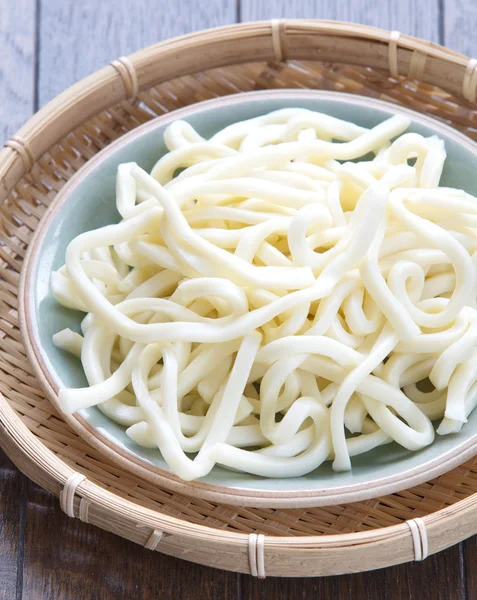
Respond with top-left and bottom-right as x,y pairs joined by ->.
19,88 -> 477,508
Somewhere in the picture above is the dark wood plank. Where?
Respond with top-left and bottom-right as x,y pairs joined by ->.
442,0 -> 477,56
37,0 -> 236,106
240,0 -> 440,43
21,478 -> 239,600
385,547 -> 464,600
0,451 -> 25,600
462,537 -> 477,600
16,3 -> 240,598
238,2 -> 463,597
242,569 -> 387,600
0,2 -> 36,597
0,0 -> 36,140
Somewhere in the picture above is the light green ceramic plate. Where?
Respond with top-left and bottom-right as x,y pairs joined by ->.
19,90 -> 477,508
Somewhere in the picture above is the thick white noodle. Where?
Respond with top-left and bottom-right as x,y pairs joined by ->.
50,107 -> 477,480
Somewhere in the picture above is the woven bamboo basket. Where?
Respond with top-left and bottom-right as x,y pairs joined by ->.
3,19 -> 477,578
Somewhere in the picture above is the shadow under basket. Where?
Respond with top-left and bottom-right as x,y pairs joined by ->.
2,20 -> 477,577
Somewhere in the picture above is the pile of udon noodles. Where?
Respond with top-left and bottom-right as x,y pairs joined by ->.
52,107 -> 477,481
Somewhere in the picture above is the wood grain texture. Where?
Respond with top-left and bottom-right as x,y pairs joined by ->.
242,569 -> 388,600
0,452 -> 25,600
37,0 -> 236,107
384,547 -> 464,600
442,0 -> 477,56
463,537 -> 476,600
0,0 -> 36,141
240,0 -> 440,43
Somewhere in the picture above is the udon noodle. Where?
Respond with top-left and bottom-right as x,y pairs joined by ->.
52,107 -> 477,480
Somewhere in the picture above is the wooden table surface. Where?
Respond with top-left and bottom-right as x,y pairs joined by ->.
1,1 -> 477,598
